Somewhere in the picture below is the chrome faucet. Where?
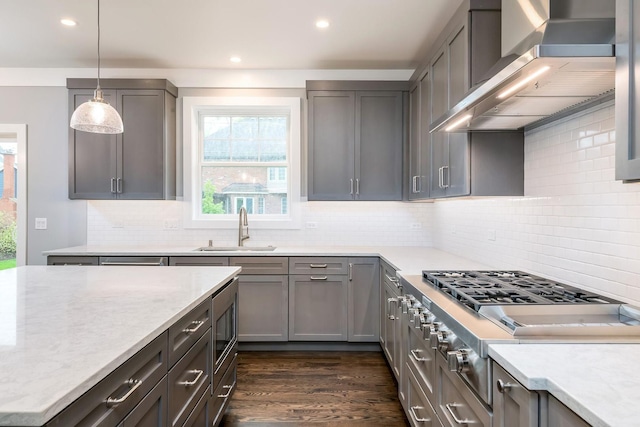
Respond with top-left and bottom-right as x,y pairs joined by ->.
238,206 -> 250,246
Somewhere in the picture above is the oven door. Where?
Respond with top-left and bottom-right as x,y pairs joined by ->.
213,277 -> 238,389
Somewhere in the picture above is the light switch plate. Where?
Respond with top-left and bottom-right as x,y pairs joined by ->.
35,218 -> 47,230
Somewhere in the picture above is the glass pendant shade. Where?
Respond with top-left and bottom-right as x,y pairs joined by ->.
70,89 -> 123,134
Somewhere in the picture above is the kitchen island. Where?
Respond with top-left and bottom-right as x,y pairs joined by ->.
0,265 -> 240,426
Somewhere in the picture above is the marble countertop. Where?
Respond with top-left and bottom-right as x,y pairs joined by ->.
489,343 -> 640,427
0,265 -> 240,426
43,245 -> 493,276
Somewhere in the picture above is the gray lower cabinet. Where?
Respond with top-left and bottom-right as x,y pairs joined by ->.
547,396 -> 590,427
289,274 -> 349,341
407,367 -> 442,427
380,260 -> 402,380
67,79 -> 177,200
615,0 -> 640,181
307,83 -> 406,201
237,274 -> 288,342
348,258 -> 380,342
118,376 -> 168,427
47,256 -> 99,266
492,361 -> 538,427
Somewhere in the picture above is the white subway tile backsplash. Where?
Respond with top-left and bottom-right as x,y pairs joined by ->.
432,100 -> 640,305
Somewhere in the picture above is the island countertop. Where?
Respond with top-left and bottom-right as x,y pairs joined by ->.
0,265 -> 240,426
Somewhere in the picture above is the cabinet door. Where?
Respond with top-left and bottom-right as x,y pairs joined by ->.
308,91 -> 355,200
492,362 -> 538,427
117,90 -> 166,199
419,71 -> 432,199
347,258 -> 380,342
68,89 -> 118,199
289,275 -> 348,341
355,91 -> 403,200
547,395 -> 590,427
430,48 -> 449,199
447,23 -> 469,108
408,84 -> 422,200
238,275 -> 288,342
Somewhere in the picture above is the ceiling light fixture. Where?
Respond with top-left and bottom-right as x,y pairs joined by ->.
315,19 -> 330,29
60,18 -> 77,27
496,66 -> 551,99
444,114 -> 473,132
230,56 -> 242,63
70,0 -> 123,134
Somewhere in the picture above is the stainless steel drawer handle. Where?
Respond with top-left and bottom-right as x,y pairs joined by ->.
387,297 -> 398,320
385,274 -> 399,283
310,276 -> 328,281
105,378 -> 143,407
178,369 -> 204,387
116,177 -> 123,193
410,406 -> 431,423
101,258 -> 164,266
110,178 -> 116,194
496,379 -> 514,393
310,264 -> 328,268
444,402 -> 474,425
217,380 -> 237,398
410,349 -> 430,362
183,320 -> 205,334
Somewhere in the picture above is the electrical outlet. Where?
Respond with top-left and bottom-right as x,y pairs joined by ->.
305,221 -> 318,229
35,218 -> 47,230
410,223 -> 422,230
487,228 -> 496,241
164,219 -> 179,229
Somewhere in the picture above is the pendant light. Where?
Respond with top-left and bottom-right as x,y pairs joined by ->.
70,0 -> 123,134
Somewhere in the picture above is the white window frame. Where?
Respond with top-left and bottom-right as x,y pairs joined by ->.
183,96 -> 301,229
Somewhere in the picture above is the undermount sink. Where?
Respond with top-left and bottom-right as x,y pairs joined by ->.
194,246 -> 277,252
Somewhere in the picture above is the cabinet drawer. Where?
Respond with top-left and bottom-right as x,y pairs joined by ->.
168,331 -> 211,427
289,257 -> 348,275
119,375 -> 167,427
435,355 -> 491,427
168,298 -> 211,367
407,322 -> 437,401
169,256 -> 229,266
47,256 -> 100,266
210,353 -> 238,426
407,367 -> 443,427
182,384 -> 211,427
230,256 -> 288,274
381,261 -> 400,290
47,332 -> 168,427
99,256 -> 168,266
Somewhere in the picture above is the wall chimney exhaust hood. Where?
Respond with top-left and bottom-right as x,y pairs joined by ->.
431,0 -> 615,132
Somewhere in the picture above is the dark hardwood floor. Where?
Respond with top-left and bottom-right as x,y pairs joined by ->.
219,351 -> 410,426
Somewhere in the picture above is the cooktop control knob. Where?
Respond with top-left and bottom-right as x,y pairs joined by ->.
436,330 -> 453,352
447,349 -> 471,373
428,323 -> 443,349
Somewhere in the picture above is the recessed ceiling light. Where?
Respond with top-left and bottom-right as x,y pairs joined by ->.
315,19 -> 330,29
60,18 -> 77,27
230,56 -> 242,63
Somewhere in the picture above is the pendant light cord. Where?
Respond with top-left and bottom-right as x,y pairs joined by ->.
96,0 -> 101,90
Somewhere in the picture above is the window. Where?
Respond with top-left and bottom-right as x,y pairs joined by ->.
183,97 -> 301,229
281,197 -> 288,214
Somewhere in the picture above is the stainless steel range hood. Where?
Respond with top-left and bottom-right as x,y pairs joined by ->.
431,0 -> 615,132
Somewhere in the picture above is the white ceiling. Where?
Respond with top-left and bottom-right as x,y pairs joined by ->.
1,0 -> 463,70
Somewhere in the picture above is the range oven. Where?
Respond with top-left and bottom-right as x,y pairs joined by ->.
398,270 -> 640,426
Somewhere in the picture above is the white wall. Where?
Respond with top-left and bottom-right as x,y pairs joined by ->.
0,87 -> 87,265
431,100 -> 640,305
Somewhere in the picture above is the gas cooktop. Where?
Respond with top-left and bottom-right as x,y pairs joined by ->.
422,270 -> 621,312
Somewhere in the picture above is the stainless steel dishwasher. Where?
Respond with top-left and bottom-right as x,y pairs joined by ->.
98,256 -> 168,266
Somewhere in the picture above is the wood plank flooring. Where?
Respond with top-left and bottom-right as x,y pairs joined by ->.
219,351 -> 410,426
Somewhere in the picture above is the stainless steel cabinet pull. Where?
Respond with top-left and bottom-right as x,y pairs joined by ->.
348,263 -> 353,281
310,276 -> 328,280
387,297 -> 398,320
444,402 -> 473,425
355,178 -> 360,196
310,264 -> 327,268
116,177 -> 123,193
438,167 -> 444,189
442,166 -> 450,189
410,406 -> 431,423
496,379 -> 513,393
385,274 -> 399,283
410,349 -> 429,362
110,178 -> 116,194
349,179 -> 354,195
412,176 -> 418,193
217,380 -> 236,398
178,369 -> 204,387
105,378 -> 143,407
183,320 -> 205,334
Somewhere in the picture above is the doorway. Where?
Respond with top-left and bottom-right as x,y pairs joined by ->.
0,124 -> 26,267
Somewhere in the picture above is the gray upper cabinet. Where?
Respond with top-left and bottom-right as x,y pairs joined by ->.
615,0 -> 640,181
68,79 -> 177,200
307,81 -> 407,201
409,0 -> 524,200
